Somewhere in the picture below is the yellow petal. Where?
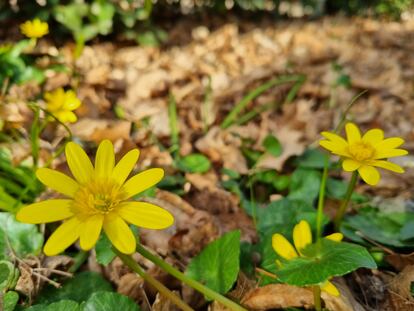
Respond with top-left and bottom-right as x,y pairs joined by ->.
122,168 -> 164,199
63,90 -> 81,110
36,168 -> 79,197
319,140 -> 350,157
16,200 -> 74,224
372,160 -> 404,173
103,213 -> 136,254
54,111 -> 77,123
342,159 -> 361,172
345,123 -> 361,145
362,129 -> 384,145
321,132 -> 348,147
293,220 -> 312,253
79,214 -> 104,251
118,202 -> 174,229
272,233 -> 298,260
374,148 -> 408,159
112,149 -> 140,186
358,165 -> 380,186
375,137 -> 404,149
65,142 -> 94,184
43,217 -> 81,256
95,140 -> 115,179
325,233 -> 343,242
320,281 -> 340,297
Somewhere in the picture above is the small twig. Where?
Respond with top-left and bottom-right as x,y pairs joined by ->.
355,231 -> 395,255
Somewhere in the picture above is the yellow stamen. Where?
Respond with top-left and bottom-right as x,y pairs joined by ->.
348,142 -> 375,162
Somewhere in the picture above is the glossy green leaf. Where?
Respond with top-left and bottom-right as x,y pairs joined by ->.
83,291 -> 140,311
0,212 -> 43,260
342,208 -> 414,248
176,154 -> 211,173
37,271 -> 112,304
4,291 -> 19,311
95,234 -> 116,266
276,239 -> 376,286
27,300 -> 80,311
186,230 -> 241,296
262,135 -> 282,157
288,168 -> 321,204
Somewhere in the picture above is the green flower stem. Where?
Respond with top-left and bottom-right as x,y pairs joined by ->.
313,286 -> 322,311
136,244 -> 248,311
114,248 -> 194,311
68,250 -> 88,273
334,171 -> 358,230
316,155 -> 329,242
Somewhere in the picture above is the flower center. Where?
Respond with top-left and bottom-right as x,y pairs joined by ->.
72,179 -> 126,215
348,141 -> 375,162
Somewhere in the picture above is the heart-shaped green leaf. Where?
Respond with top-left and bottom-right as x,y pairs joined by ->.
83,291 -> 140,311
276,239 -> 376,286
176,154 -> 211,173
186,230 -> 241,296
0,212 -> 43,260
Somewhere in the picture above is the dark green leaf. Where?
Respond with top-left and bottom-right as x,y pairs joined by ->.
262,135 -> 282,157
288,168 -> 321,204
342,208 -> 414,248
26,300 -> 80,311
186,230 -> 241,296
83,291 -> 140,311
37,272 -> 112,304
4,291 -> 19,311
277,239 -> 376,286
0,212 -> 43,260
95,234 -> 116,266
176,154 -> 211,173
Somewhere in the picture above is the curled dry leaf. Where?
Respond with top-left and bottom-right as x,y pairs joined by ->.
241,284 -> 314,310
256,125 -> 306,171
387,265 -> 414,311
196,126 -> 248,174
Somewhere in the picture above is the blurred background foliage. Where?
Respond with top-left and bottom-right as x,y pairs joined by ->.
0,0 -> 413,46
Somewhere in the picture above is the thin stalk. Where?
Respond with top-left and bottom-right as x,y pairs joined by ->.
136,244 -> 248,311
316,155 -> 329,241
248,174 -> 257,230
334,171 -> 358,230
313,286 -> 322,311
68,250 -> 88,273
30,107 -> 41,169
221,75 -> 305,129
114,249 -> 194,311
168,93 -> 180,160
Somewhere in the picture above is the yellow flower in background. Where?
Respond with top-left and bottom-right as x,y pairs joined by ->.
16,140 -> 174,256
319,123 -> 408,186
20,19 -> 49,39
272,220 -> 343,297
44,88 -> 81,123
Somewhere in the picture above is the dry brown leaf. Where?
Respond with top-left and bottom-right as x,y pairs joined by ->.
387,252 -> 414,272
256,125 -> 306,171
69,118 -> 131,143
152,291 -> 181,311
241,284 -> 314,310
387,265 -> 414,311
196,126 -> 248,174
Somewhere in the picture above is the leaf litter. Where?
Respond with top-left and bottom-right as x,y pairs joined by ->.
3,13 -> 414,311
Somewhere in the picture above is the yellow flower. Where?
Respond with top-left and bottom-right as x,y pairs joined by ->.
319,122 -> 408,186
20,19 -> 49,39
16,140 -> 174,256
272,220 -> 342,297
44,88 -> 81,123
